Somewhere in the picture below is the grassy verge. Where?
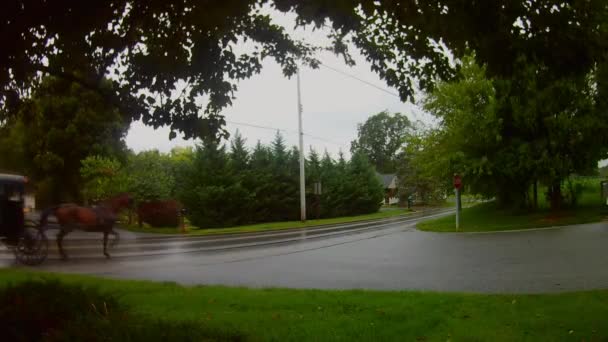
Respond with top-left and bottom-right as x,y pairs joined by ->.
418,201 -> 604,232
419,178 -> 606,232
123,208 -> 414,235
2,269 -> 608,341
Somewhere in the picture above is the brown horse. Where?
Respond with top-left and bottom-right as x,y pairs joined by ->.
39,193 -> 133,259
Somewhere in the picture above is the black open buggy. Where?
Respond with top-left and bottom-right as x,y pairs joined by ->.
0,174 -> 48,265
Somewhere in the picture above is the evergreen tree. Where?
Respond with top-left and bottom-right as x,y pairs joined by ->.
176,134 -> 387,227
228,131 -> 254,221
288,146 -> 301,178
265,133 -> 298,221
271,131 -> 288,169
305,148 -> 322,218
318,151 -> 344,217
343,152 -> 385,214
337,151 -> 347,172
229,130 -> 249,172
179,141 -> 248,227
250,141 -> 271,171
249,141 -> 274,222
320,151 -> 335,180
307,147 -> 321,184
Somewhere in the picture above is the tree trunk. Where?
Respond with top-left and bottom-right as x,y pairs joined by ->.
549,180 -> 562,211
533,180 -> 538,210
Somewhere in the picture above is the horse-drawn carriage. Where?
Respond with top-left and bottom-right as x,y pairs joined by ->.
1,173 -> 132,263
0,173 -> 48,265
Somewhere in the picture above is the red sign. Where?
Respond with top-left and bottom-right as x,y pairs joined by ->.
453,174 -> 462,189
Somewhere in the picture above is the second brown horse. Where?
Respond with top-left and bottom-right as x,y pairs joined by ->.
39,193 -> 133,259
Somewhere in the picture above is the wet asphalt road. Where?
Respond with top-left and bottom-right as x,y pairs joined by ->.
3,211 -> 608,293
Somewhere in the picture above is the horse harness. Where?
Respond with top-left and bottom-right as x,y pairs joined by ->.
92,206 -> 116,227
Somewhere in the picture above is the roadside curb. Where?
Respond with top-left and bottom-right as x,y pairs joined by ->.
417,220 -> 607,235
456,221 -> 608,234
127,208 -> 452,240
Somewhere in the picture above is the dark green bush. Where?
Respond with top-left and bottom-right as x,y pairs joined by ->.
179,133 -> 384,228
0,280 -> 244,342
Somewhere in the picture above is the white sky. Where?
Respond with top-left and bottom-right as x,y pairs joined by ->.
124,9 -> 607,167
126,10 -> 432,159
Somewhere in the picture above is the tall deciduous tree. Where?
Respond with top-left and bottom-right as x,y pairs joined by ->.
600,165 -> 608,178
351,111 -> 411,173
420,55 -> 501,201
6,76 -> 128,204
124,150 -> 175,202
4,1 -> 604,140
398,125 -> 451,204
417,55 -> 608,209
80,155 -> 128,204
0,118 -> 27,173
1,1 -> 318,140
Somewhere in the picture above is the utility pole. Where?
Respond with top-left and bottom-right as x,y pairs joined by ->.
297,68 -> 306,221
455,188 -> 461,230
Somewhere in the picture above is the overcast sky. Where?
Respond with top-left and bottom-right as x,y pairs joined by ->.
125,10 -> 607,167
126,10 -> 432,159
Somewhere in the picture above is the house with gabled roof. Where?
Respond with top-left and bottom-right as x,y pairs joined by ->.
376,172 -> 399,205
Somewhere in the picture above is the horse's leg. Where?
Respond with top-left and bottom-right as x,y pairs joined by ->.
103,231 -> 110,258
109,229 -> 120,248
56,227 -> 71,260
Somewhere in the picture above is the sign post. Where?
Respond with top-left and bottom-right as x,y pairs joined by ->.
313,181 -> 322,219
453,174 -> 462,230
602,181 -> 608,213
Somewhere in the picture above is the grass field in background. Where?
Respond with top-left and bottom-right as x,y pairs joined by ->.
419,177 -> 607,232
2,269 -> 608,341
124,208 -> 414,235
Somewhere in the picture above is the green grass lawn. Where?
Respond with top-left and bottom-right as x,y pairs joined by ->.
2,269 -> 608,341
418,201 -> 605,232
123,208 -> 413,235
419,177 -> 607,232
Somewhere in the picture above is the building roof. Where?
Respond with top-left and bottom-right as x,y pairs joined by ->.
376,173 -> 397,189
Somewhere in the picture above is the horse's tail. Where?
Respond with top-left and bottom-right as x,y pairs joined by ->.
39,205 -> 60,227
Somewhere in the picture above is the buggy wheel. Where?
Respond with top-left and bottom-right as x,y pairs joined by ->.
14,227 -> 48,265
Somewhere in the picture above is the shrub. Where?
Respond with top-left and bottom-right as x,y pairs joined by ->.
137,199 -> 182,227
0,280 -> 125,341
0,280 -> 245,341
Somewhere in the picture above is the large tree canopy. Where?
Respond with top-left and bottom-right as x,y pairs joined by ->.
406,55 -> 608,209
1,0 -> 318,139
2,1 -> 606,140
350,110 -> 411,173
0,76 -> 129,204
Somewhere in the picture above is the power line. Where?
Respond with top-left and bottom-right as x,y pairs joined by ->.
226,120 -> 297,134
303,133 -> 349,148
227,119 -> 349,148
318,61 -> 424,123
227,61 -> 414,150
318,61 -> 401,98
